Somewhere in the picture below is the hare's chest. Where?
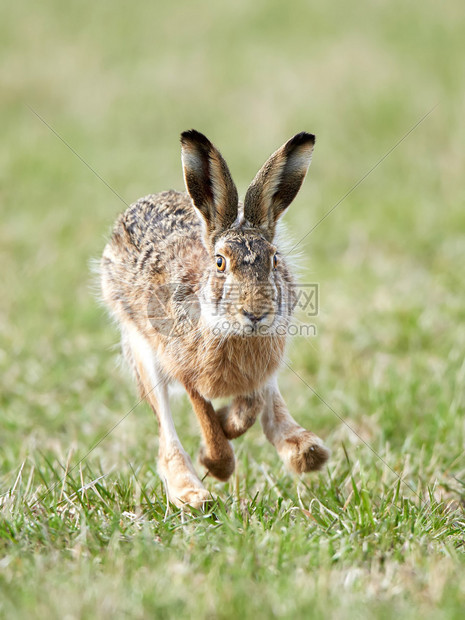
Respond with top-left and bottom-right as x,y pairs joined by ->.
193,336 -> 285,399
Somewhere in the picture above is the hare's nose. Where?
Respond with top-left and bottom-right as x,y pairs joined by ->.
241,309 -> 268,324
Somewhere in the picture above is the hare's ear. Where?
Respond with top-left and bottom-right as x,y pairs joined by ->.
243,132 -> 315,240
181,130 -> 238,242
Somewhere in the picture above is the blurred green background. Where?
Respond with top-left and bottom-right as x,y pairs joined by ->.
1,1 -> 464,618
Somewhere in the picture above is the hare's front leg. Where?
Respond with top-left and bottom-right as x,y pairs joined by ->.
185,387 -> 235,481
124,327 -> 210,508
262,378 -> 330,473
216,393 -> 265,439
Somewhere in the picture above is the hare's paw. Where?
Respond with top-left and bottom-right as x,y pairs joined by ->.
216,394 -> 264,440
279,431 -> 330,474
216,405 -> 257,440
171,486 -> 213,510
198,443 -> 235,481
159,444 -> 213,508
162,466 -> 213,509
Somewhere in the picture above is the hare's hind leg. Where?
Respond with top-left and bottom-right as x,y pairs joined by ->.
261,378 -> 330,473
216,393 -> 265,439
123,326 -> 210,509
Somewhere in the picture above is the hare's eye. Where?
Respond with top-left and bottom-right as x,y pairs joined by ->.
273,254 -> 278,269
216,255 -> 226,272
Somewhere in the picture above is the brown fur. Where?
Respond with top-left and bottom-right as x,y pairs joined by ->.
216,392 -> 266,439
100,130 -> 329,508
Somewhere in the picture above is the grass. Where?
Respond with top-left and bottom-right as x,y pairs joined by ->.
1,0 -> 465,617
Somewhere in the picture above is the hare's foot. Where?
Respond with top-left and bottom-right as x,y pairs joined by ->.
173,486 -> 212,509
217,394 -> 265,440
198,442 -> 235,481
159,444 -> 211,509
277,430 -> 330,474
216,405 -> 256,439
262,383 -> 330,474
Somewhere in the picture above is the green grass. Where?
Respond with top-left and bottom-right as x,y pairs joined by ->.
1,0 -> 465,617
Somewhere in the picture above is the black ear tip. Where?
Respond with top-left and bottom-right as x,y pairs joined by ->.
180,129 -> 211,147
289,132 -> 316,148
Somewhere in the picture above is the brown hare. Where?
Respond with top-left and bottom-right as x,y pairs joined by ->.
100,130 -> 329,508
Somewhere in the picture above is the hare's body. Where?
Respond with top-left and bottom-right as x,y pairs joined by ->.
101,131 -> 329,507
102,191 -> 285,399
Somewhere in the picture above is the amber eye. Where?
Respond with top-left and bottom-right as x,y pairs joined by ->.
216,255 -> 226,272
273,254 -> 278,269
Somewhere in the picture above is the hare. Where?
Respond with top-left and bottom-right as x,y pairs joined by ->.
100,130 -> 329,508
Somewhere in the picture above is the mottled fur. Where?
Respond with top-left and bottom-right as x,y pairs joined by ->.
100,130 -> 329,508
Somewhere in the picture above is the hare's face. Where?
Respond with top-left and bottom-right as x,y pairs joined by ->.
200,228 -> 292,336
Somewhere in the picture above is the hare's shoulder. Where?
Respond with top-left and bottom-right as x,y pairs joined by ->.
119,190 -> 201,251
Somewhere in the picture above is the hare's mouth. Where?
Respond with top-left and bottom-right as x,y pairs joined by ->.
240,309 -> 269,327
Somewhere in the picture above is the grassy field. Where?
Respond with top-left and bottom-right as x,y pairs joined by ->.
1,0 -> 465,617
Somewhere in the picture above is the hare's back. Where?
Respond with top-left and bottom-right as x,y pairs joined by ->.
101,190 -> 205,323
104,190 -> 203,274
121,190 -> 201,250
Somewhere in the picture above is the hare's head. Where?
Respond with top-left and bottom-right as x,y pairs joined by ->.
181,130 -> 315,337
